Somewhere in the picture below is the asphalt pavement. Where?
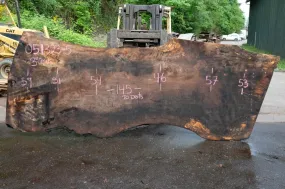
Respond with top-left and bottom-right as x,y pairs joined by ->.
0,46 -> 285,188
257,72 -> 285,122
220,39 -> 247,46
0,122 -> 285,189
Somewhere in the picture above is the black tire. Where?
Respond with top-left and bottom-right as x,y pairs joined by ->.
0,58 -> 12,79
223,38 -> 226,41
0,90 -> 4,97
234,38 -> 238,41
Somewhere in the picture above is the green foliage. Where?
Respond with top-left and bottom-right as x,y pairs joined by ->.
57,30 -> 105,47
21,11 -> 106,47
278,60 -> 285,70
3,0 -> 244,47
73,1 -> 92,34
0,6 -> 11,23
6,0 -> 244,35
242,44 -> 285,70
126,0 -> 244,34
242,44 -> 271,54
6,0 -> 123,34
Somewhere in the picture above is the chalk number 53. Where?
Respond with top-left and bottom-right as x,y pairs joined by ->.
238,79 -> 249,88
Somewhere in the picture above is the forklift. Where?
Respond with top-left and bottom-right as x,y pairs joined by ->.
107,4 -> 173,48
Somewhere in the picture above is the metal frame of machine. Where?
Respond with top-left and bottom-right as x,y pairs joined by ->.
108,4 -> 172,48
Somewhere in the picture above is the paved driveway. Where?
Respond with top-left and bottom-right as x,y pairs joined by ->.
0,122 -> 285,189
257,72 -> 285,122
220,39 -> 247,46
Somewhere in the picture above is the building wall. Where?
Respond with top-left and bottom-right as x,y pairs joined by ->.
248,0 -> 285,58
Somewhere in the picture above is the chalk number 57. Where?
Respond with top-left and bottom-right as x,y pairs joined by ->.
206,76 -> 218,85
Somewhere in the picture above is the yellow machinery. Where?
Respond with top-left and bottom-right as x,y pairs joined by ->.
0,0 -> 49,95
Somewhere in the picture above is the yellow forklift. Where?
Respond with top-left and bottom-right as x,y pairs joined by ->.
0,0 -> 49,95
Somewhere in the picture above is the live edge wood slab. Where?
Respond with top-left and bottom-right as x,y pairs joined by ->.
6,32 -> 279,140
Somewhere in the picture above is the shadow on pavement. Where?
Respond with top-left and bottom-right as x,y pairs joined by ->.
0,124 -> 259,189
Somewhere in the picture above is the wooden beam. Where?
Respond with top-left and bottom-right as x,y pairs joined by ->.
6,32 -> 279,140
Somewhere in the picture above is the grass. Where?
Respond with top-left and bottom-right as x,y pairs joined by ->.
242,44 -> 285,70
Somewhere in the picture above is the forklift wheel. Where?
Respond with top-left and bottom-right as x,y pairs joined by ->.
0,58 -> 12,79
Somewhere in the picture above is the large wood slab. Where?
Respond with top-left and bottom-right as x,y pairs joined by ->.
6,32 -> 279,140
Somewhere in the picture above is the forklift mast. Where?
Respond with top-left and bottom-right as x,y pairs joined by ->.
122,4 -> 165,31
108,4 -> 172,48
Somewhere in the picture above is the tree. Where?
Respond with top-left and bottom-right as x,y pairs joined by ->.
6,0 -> 123,34
5,0 -> 244,37
126,0 -> 245,34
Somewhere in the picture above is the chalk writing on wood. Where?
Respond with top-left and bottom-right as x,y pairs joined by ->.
154,64 -> 166,91
107,85 -> 143,100
29,57 -> 45,67
122,92 -> 143,100
51,68 -> 61,92
238,70 -> 249,95
20,68 -> 32,91
90,71 -> 102,96
25,44 -> 71,56
206,68 -> 218,92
